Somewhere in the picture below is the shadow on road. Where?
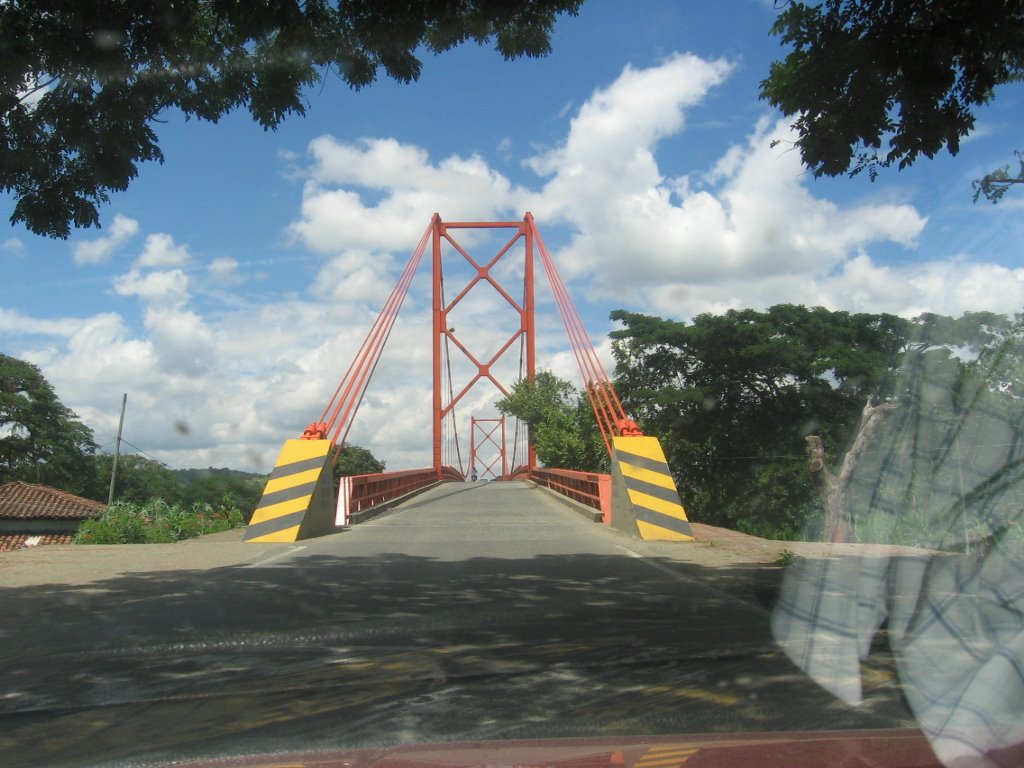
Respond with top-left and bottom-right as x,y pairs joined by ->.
0,550 -> 915,768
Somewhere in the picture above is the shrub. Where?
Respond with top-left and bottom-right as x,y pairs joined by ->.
75,502 -> 148,544
75,497 -> 245,544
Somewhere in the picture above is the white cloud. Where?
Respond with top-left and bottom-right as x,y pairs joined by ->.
288,136 -> 522,254
113,268 -> 190,307
23,314 -> 157,416
528,53 -> 733,180
311,250 -> 397,305
9,276 -> 444,472
135,233 -> 191,268
0,308 -> 84,337
282,53 -> 922,325
2,237 -> 26,257
71,214 -> 139,265
207,257 -> 246,284
143,306 -> 217,376
523,55 -> 928,302
816,255 -> 1024,318
962,120 -> 996,144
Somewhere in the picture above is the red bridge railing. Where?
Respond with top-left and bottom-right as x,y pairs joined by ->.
526,467 -> 612,522
339,465 -> 611,526
340,466 -> 463,524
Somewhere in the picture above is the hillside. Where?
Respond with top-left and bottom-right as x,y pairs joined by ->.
173,467 -> 268,483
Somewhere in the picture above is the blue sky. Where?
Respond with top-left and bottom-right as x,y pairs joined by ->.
2,0 -> 1023,473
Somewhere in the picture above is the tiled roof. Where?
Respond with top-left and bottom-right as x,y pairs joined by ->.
0,481 -> 107,520
0,532 -> 76,552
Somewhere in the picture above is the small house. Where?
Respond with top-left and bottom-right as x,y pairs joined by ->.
0,481 -> 106,551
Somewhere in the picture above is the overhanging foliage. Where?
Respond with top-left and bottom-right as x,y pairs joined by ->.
1,0 -> 582,237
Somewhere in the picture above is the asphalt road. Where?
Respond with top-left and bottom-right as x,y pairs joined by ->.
0,481 -> 917,767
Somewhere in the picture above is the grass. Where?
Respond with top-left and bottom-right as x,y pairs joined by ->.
773,549 -> 797,567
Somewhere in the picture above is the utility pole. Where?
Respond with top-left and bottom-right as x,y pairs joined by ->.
107,393 -> 127,507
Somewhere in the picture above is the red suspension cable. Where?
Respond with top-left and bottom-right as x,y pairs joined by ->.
303,218 -> 434,446
526,213 -> 641,456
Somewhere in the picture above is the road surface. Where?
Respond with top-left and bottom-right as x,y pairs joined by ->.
0,481 -> 917,767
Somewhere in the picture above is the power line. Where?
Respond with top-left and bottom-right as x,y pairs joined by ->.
117,439 -> 173,468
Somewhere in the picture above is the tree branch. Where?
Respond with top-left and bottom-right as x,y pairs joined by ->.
973,151 -> 1024,204
807,400 -> 897,543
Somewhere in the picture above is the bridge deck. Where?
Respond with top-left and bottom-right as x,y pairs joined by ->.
339,480 -> 606,559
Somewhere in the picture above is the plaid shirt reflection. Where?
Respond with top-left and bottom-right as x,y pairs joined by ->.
774,343 -> 1024,768
773,544 -> 1024,767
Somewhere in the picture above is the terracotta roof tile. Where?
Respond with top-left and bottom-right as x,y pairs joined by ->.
0,481 -> 106,520
0,532 -> 77,551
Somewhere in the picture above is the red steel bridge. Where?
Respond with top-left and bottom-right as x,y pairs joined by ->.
243,214 -> 694,545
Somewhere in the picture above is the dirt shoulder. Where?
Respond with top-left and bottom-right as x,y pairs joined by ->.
683,521 -> 934,566
0,527 -> 283,588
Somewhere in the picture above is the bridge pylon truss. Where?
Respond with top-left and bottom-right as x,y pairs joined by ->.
431,216 -> 536,480
244,214 -> 694,544
470,417 -> 507,481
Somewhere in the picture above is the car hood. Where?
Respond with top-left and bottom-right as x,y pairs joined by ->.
169,729 -> 954,768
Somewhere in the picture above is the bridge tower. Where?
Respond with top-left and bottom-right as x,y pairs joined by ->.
430,217 -> 536,479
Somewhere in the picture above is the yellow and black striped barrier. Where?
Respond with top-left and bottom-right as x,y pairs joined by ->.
243,439 -> 336,543
611,435 -> 694,541
633,744 -> 701,768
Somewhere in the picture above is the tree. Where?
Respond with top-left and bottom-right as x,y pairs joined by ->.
609,305 -> 912,538
1,0 -> 582,238
88,458 -> 266,520
0,353 -> 97,494
334,444 -> 385,480
610,305 -> 1024,542
806,401 -> 897,543
761,0 -> 1024,199
173,468 -> 265,517
496,371 -> 605,472
89,452 -> 181,504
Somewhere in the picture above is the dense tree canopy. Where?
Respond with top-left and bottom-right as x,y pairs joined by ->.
761,0 -> 1024,199
334,443 -> 386,479
609,305 -> 1022,540
89,454 -> 268,520
174,467 -> 265,512
0,353 -> 97,495
1,0 -> 582,238
91,452 -> 181,504
90,454 -> 264,514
